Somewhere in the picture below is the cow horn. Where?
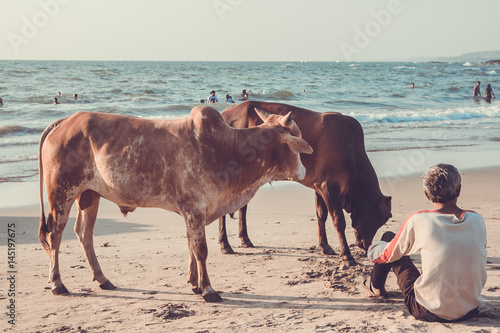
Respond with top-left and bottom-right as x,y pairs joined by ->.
254,108 -> 272,123
279,112 -> 293,128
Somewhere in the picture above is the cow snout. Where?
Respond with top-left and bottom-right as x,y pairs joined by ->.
356,238 -> 370,252
294,163 -> 307,181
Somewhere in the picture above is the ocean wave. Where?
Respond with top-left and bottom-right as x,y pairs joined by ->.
130,96 -> 159,103
7,69 -> 34,75
146,114 -> 188,120
330,100 -> 394,108
463,62 -> 473,66
0,125 -> 43,138
258,90 -> 296,100
0,174 -> 34,183
26,95 -> 51,103
90,68 -> 119,77
148,79 -> 166,84
367,143 -> 476,153
0,140 -> 38,148
354,105 -> 500,124
0,154 -> 38,164
98,106 -> 122,113
163,104 -> 192,111
393,66 -> 415,69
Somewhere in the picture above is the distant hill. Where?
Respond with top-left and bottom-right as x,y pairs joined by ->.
448,51 -> 500,63
406,50 -> 500,63
481,60 -> 500,65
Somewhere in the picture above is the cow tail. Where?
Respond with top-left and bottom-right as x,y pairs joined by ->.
38,119 -> 63,253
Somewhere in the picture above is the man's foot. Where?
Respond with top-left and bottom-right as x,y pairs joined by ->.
361,277 -> 387,298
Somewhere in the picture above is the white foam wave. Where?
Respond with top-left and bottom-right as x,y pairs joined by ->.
393,66 -> 415,69
351,104 -> 500,124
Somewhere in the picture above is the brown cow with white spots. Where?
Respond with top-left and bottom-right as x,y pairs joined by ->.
38,106 -> 312,302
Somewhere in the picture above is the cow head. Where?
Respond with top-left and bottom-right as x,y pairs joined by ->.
254,108 -> 313,181
351,195 -> 392,251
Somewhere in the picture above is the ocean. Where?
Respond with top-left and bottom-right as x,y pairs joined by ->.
0,60 -> 499,184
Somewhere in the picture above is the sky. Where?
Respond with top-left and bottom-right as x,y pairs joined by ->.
1,0 -> 500,62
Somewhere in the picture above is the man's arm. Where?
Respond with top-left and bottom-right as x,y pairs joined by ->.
368,213 -> 420,264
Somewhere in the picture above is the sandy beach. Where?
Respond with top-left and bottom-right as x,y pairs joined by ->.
1,165 -> 499,332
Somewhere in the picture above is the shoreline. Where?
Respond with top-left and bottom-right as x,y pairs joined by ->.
2,148 -> 499,209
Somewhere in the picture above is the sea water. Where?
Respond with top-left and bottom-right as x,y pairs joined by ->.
0,60 -> 499,184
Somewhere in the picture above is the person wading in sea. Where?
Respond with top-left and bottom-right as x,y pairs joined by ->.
473,81 -> 481,97
484,84 -> 495,102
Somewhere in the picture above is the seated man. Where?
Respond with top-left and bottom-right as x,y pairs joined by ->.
365,163 -> 487,322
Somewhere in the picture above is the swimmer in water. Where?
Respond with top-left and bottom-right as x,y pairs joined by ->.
207,91 -> 218,103
473,81 -> 481,97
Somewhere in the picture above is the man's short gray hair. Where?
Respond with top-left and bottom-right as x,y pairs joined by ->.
422,164 -> 461,203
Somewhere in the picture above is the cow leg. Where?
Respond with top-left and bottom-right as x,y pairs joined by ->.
315,191 -> 336,255
315,182 -> 356,266
45,205 -> 72,295
187,233 -> 200,293
238,205 -> 254,248
74,191 -> 115,290
186,220 -> 222,302
218,215 -> 235,254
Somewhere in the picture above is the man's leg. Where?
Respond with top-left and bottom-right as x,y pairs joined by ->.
370,231 -> 395,291
369,231 -> 436,320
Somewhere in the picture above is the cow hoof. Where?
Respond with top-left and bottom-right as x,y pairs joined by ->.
321,245 -> 336,255
52,285 -> 70,295
99,280 -> 116,290
221,246 -> 235,255
203,291 -> 222,302
241,240 -> 254,248
342,258 -> 357,267
192,286 -> 203,294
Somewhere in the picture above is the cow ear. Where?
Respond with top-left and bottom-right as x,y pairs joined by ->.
254,108 -> 272,123
279,112 -> 293,128
284,134 -> 313,154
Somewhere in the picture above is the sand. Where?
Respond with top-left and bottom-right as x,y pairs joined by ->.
1,166 -> 499,332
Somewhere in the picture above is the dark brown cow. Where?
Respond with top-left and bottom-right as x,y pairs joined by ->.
38,106 -> 312,302
219,101 -> 392,265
